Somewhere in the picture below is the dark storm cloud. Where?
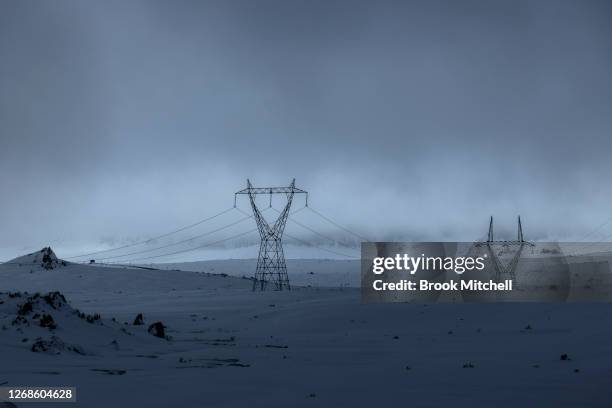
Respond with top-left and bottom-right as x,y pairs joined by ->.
0,0 -> 611,257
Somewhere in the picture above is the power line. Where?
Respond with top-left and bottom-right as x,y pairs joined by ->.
564,216 -> 612,255
73,262 -> 159,271
283,232 -> 359,259
559,216 -> 612,256
565,220 -> 612,255
306,206 -> 370,242
109,228 -> 259,263
270,207 -> 355,248
571,233 -> 612,255
576,217 -> 612,242
65,207 -> 236,259
240,203 -> 358,258
96,208 -> 275,263
96,215 -> 252,261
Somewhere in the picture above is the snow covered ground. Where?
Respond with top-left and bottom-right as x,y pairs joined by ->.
1,249 -> 611,407
149,258 -> 360,288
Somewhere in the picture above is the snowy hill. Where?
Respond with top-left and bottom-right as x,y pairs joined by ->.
6,247 -> 66,270
0,291 -> 166,357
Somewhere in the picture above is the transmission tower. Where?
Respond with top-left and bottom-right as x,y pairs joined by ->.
477,215 -> 534,282
235,179 -> 308,291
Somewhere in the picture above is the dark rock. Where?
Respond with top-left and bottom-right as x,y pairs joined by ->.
12,316 -> 28,326
39,314 -> 56,330
262,344 -> 287,349
43,292 -> 67,309
40,247 -> 61,269
17,301 -> 33,316
31,336 -> 64,354
75,309 -> 100,323
133,313 -> 144,326
91,369 -> 126,375
227,363 -> 250,367
148,322 -> 166,338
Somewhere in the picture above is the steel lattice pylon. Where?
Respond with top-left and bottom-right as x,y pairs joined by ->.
235,179 -> 308,291
474,215 -> 534,282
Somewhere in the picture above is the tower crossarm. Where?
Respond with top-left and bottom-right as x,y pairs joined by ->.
235,181 -> 307,196
235,178 -> 308,208
236,186 -> 307,194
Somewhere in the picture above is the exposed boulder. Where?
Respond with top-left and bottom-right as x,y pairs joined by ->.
30,335 -> 84,355
147,322 -> 166,338
133,313 -> 144,326
39,314 -> 56,329
43,292 -> 67,309
12,294 -> 64,331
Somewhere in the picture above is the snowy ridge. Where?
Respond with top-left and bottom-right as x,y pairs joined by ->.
6,247 -> 66,270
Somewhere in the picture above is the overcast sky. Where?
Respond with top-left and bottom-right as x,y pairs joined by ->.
1,0 -> 611,260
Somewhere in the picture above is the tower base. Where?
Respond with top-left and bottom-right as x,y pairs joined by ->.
252,238 -> 290,291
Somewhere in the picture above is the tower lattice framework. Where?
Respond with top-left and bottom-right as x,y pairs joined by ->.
235,179 -> 308,291
475,215 -> 534,282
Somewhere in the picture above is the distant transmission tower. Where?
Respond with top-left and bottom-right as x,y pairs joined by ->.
235,179 -> 308,291
477,215 -> 534,282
